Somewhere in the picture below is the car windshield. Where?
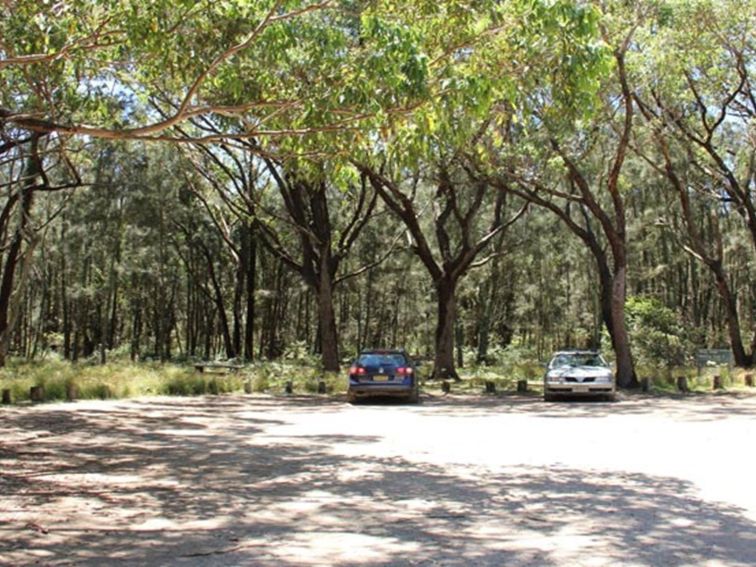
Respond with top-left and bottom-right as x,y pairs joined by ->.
358,354 -> 406,368
550,353 -> 607,368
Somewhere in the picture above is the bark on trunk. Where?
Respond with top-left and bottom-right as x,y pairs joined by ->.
711,262 -> 752,367
609,266 -> 638,388
0,139 -> 39,367
316,270 -> 339,372
243,225 -> 256,361
432,279 -> 459,380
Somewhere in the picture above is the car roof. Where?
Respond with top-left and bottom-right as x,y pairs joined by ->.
552,350 -> 601,355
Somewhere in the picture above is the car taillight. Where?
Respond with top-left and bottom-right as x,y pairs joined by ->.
350,366 -> 366,375
397,367 -> 413,376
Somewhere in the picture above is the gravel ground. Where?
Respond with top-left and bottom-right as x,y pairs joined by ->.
1,392 -> 756,566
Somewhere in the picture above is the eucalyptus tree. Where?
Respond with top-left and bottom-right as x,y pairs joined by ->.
0,129 -> 84,365
0,0 -> 436,151
1,0 -> 444,367
631,0 -> 755,366
362,162 -> 523,379
257,163 -> 383,371
479,2 -> 649,388
355,1 -> 606,379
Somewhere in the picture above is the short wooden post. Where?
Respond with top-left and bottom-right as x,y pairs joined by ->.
317,380 -> 326,394
640,378 -> 650,392
484,380 -> 496,394
244,380 -> 253,394
713,375 -> 723,390
441,380 -> 451,394
208,379 -> 219,395
745,374 -> 754,387
30,385 -> 45,403
284,381 -> 293,394
65,382 -> 77,402
516,379 -> 528,393
2,388 -> 11,404
676,376 -> 689,393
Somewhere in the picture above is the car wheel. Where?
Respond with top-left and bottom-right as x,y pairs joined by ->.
346,391 -> 358,404
544,393 -> 557,402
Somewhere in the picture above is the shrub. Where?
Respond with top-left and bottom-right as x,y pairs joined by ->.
626,296 -> 694,368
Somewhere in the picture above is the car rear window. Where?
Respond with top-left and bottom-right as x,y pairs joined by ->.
358,354 -> 407,368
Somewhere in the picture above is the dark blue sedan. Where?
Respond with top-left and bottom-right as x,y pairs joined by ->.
347,349 -> 420,403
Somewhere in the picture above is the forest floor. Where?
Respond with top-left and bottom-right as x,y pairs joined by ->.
2,392 -> 756,566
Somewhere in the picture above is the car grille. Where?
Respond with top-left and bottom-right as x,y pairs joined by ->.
565,377 -> 595,383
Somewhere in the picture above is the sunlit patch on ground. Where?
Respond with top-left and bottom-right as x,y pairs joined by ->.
1,394 -> 755,565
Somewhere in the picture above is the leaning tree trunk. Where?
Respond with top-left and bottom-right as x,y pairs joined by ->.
0,141 -> 39,367
711,261 -> 752,367
432,277 -> 459,380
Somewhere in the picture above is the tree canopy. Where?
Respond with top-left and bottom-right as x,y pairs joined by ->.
1,0 -> 753,377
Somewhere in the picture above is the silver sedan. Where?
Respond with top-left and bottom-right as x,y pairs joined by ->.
543,351 -> 616,401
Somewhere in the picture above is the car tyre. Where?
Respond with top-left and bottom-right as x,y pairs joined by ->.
544,392 -> 558,402
346,390 -> 358,404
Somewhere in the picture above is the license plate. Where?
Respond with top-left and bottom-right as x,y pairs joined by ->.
572,385 -> 590,392
373,375 -> 389,382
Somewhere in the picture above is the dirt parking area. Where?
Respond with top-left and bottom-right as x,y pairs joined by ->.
2,393 -> 756,566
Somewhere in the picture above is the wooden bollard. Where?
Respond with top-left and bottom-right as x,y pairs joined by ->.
441,380 -> 451,394
517,379 -> 528,393
30,385 -> 45,403
484,380 -> 496,394
317,380 -> 326,394
745,374 -> 754,387
713,375 -> 723,390
284,381 -> 293,394
676,376 -> 689,393
2,388 -> 11,404
640,378 -> 650,392
66,382 -> 78,402
208,379 -> 219,395
244,380 -> 253,394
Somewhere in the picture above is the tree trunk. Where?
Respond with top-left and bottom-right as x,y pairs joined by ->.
232,259 -> 244,358
711,261 -> 752,367
432,278 -> 459,380
242,225 -> 256,361
202,248 -> 234,359
609,265 -> 638,388
476,278 -> 492,364
0,140 -> 39,367
316,269 -> 340,372
131,302 -> 142,361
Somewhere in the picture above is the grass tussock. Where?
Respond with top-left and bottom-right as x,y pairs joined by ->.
633,364 -> 754,393
0,358 -> 346,404
0,357 -> 751,404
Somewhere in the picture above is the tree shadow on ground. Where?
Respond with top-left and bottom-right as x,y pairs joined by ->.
417,391 -> 756,422
1,397 -> 754,566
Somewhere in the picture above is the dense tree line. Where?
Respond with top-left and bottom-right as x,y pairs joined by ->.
1,1 -> 753,385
